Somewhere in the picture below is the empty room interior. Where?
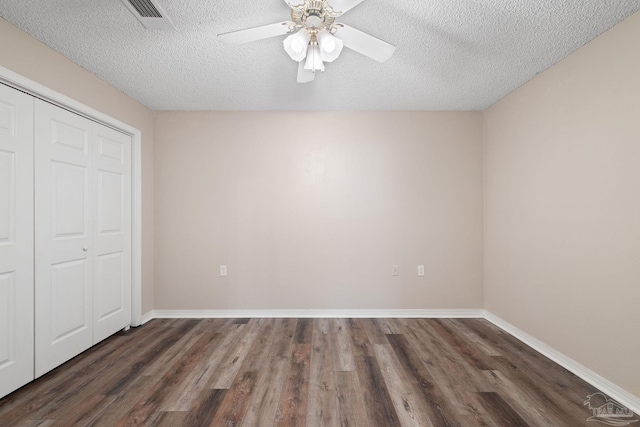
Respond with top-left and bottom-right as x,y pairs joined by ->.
0,0 -> 639,426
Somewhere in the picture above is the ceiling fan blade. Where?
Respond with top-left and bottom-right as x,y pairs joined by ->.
297,61 -> 315,83
329,0 -> 366,14
218,21 -> 295,44
333,23 -> 396,62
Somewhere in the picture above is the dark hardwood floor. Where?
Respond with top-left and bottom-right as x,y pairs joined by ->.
0,318 -> 633,426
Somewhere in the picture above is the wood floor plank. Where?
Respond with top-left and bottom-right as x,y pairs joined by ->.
142,318 -> 216,378
182,389 -> 227,427
209,371 -> 257,426
373,343 -> 436,427
160,332 -> 226,412
429,319 -> 494,370
209,320 -> 265,389
271,318 -> 298,359
275,344 -> 312,427
411,324 -> 495,397
353,355 -> 401,427
442,319 -> 502,357
334,371 -> 369,427
306,318 -> 338,427
481,369 -> 572,427
19,420 -> 55,427
294,318 -> 313,344
164,323 -> 247,412
241,318 -> 296,426
413,321 -> 499,407
233,318 -> 278,373
148,411 -> 188,427
346,318 -> 374,358
420,355 -> 494,419
42,356 -> 154,422
372,318 -> 394,334
105,320 -> 202,396
489,355 -> 590,425
399,319 -> 455,363
361,318 -> 390,344
241,357 -> 289,427
50,394 -> 116,427
115,330 -> 219,426
330,318 -> 355,372
459,414 -> 498,427
84,375 -> 159,427
477,392 -> 529,427
385,318 -> 411,334
386,333 -> 462,427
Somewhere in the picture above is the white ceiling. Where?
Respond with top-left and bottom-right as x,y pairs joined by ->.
1,0 -> 638,111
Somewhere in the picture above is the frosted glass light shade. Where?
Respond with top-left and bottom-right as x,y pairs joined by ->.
283,29 -> 311,62
317,30 -> 343,62
304,44 -> 325,72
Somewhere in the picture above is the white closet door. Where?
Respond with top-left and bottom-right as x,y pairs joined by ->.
92,124 -> 131,343
35,100 -> 94,377
0,84 -> 34,398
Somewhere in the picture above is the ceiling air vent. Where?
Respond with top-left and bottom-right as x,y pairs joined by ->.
121,0 -> 175,30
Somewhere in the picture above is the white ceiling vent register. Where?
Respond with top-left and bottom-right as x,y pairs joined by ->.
121,0 -> 175,30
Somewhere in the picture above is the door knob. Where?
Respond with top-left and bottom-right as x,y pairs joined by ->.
83,247 -> 89,252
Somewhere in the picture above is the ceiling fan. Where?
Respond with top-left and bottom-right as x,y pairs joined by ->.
218,0 -> 396,83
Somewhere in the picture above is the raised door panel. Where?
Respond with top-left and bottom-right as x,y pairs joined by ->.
0,272 -> 16,370
35,100 -> 93,378
51,260 -> 88,343
0,84 -> 34,399
93,124 -> 131,343
98,170 -> 123,235
96,252 -> 123,320
52,161 -> 88,240
0,150 -> 15,243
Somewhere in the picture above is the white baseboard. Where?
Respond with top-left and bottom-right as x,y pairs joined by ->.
484,311 -> 640,414
151,308 -> 484,319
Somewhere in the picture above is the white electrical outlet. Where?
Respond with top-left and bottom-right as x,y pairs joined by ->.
418,265 -> 425,276
220,265 -> 227,276
392,265 -> 400,276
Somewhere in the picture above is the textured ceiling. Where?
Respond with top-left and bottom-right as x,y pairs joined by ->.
0,0 -> 638,111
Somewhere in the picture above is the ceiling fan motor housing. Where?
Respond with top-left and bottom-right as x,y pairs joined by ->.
291,0 -> 340,31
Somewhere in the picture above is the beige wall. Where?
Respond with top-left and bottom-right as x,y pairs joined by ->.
485,11 -> 640,398
0,18 -> 155,314
154,111 -> 484,310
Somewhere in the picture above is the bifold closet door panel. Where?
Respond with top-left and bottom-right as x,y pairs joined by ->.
92,124 -> 131,344
35,100 -> 94,378
0,84 -> 34,398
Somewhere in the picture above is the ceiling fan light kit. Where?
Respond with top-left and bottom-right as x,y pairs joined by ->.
317,30 -> 343,62
284,30 -> 311,61
218,0 -> 396,83
304,44 -> 325,72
